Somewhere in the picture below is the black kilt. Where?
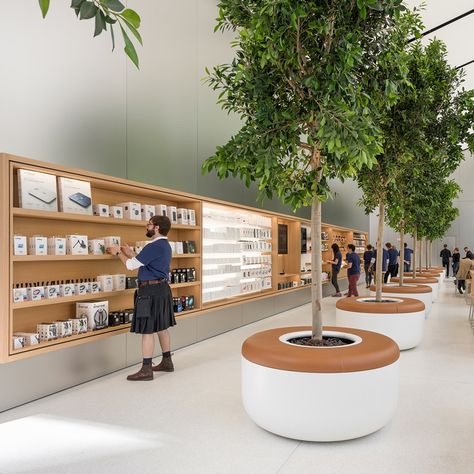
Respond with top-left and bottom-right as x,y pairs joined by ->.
131,281 -> 176,334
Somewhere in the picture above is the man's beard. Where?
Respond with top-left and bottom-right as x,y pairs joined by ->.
146,230 -> 155,238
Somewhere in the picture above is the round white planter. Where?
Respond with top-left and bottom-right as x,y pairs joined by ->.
392,277 -> 439,301
242,327 -> 400,442
336,297 -> 425,350
370,285 -> 432,316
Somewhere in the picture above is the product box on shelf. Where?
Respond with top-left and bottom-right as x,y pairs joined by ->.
88,239 -> 105,255
117,202 -> 141,220
12,287 -> 28,303
183,241 -> 196,254
166,206 -> 177,224
91,280 -> 100,293
93,204 -> 110,217
17,169 -> 58,211
177,208 -> 188,225
109,206 -> 123,219
97,275 -> 113,292
37,323 -> 58,341
155,204 -> 167,217
74,281 -> 89,296
47,237 -> 66,256
141,204 -> 155,221
126,276 -> 138,289
188,209 -> 196,226
76,301 -> 109,330
45,284 -> 60,299
57,177 -> 93,215
175,242 -> 184,255
26,285 -> 45,301
53,320 -> 73,338
28,236 -> 47,256
59,283 -> 75,297
108,311 -> 122,326
112,274 -> 126,291
72,317 -> 88,335
13,332 -> 40,346
12,336 -> 26,350
103,236 -> 121,248
13,235 -> 27,256
66,235 -> 88,255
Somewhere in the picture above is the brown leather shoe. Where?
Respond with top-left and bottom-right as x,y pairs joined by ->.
127,364 -> 153,381
152,357 -> 174,372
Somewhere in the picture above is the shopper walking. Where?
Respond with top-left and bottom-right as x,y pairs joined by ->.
403,243 -> 413,272
327,243 -> 342,297
373,244 -> 389,283
107,215 -> 176,381
440,244 -> 452,277
464,247 -> 474,260
363,244 -> 374,288
346,244 -> 361,297
455,256 -> 474,294
452,247 -> 461,277
384,243 -> 399,283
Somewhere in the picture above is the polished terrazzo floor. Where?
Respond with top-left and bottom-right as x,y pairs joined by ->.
0,278 -> 473,474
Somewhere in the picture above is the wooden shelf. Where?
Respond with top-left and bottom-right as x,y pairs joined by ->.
13,253 -> 201,262
277,273 -> 298,278
12,208 -> 200,230
172,254 -> 200,258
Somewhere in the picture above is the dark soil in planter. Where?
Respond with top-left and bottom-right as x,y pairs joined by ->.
287,336 -> 353,347
362,299 -> 398,303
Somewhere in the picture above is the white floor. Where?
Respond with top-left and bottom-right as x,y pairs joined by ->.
1,279 -> 474,474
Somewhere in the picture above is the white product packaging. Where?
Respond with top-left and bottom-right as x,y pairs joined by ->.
109,206 -> 123,219
57,176 -> 93,215
37,323 -> 58,341
175,241 -> 184,254
13,235 -> 27,256
17,169 -> 58,211
141,204 -> 155,221
74,282 -> 89,296
97,275 -> 113,292
90,280 -> 101,293
59,283 -> 75,297
54,320 -> 73,337
26,285 -> 45,301
66,235 -> 88,255
103,236 -> 121,248
76,301 -> 109,330
177,208 -> 188,225
93,204 -> 110,217
12,287 -> 28,303
188,209 -> 196,226
88,239 -> 105,255
28,236 -> 48,256
112,274 -> 126,291
166,206 -> 177,224
45,284 -> 60,299
14,332 -> 40,346
155,204 -> 168,217
12,336 -> 26,350
72,317 -> 88,334
168,241 -> 176,254
117,202 -> 141,220
47,237 -> 66,256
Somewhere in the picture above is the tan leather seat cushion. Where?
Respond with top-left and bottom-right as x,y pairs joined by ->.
242,326 -> 399,373
369,284 -> 431,294
403,272 -> 439,277
391,277 -> 437,284
336,296 -> 424,313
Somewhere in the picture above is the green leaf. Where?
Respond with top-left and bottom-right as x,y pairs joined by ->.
121,9 -> 140,29
104,15 -> 117,24
122,18 -> 143,45
38,0 -> 50,18
110,24 -> 115,51
101,0 -> 125,13
94,10 -> 106,37
120,25 -> 139,69
80,1 -> 98,20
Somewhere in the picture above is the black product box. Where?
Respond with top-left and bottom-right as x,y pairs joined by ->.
186,295 -> 194,310
126,277 -> 138,289
186,268 -> 196,282
108,312 -> 122,326
183,241 -> 196,254
121,309 -> 134,323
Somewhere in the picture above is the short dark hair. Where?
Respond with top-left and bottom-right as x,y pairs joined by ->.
150,215 -> 171,236
348,244 -> 355,251
404,243 -> 407,248
367,244 -> 373,250
331,243 -> 339,254
385,242 -> 392,248
443,244 -> 448,248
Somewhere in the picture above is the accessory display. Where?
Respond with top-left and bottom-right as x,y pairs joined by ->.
58,177 -> 93,215
109,206 -> 123,219
141,204 -> 155,221
66,235 -> 88,255
28,236 -> 48,256
166,206 -> 177,224
88,239 -> 105,255
76,300 -> 109,330
13,235 -> 27,256
69,192 -> 91,208
18,169 -> 58,211
93,204 -> 110,217
155,204 -> 167,217
47,237 -> 66,256
13,332 -> 40,346
117,202 -> 141,220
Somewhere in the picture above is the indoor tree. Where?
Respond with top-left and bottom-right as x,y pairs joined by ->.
202,0 -> 420,342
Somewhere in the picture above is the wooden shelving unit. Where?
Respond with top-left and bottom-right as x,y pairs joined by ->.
1,153 -> 368,363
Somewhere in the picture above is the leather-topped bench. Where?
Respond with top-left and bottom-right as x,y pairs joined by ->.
369,284 -> 431,293
391,277 -> 438,284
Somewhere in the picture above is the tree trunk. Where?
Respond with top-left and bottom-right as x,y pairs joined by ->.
425,238 -> 429,270
399,228 -> 404,287
419,239 -> 423,272
375,201 -> 385,302
429,240 -> 433,267
412,228 -> 417,279
311,196 -> 323,340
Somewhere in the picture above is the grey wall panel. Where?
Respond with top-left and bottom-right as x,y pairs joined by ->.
0,2 -> 127,178
241,297 -> 277,325
0,335 -> 126,413
170,316 -> 198,351
196,305 -> 242,340
274,288 -> 311,313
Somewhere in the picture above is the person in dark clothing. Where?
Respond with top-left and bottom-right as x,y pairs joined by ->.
452,247 -> 461,277
373,245 -> 389,283
346,244 -> 361,297
363,244 -> 374,288
327,243 -> 342,297
384,242 -> 399,283
403,243 -> 413,272
464,247 -> 474,260
440,244 -> 452,277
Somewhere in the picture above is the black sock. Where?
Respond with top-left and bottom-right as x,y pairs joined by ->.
143,358 -> 152,365
162,351 -> 171,358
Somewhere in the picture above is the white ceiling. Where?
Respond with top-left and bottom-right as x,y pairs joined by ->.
405,0 -> 474,89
